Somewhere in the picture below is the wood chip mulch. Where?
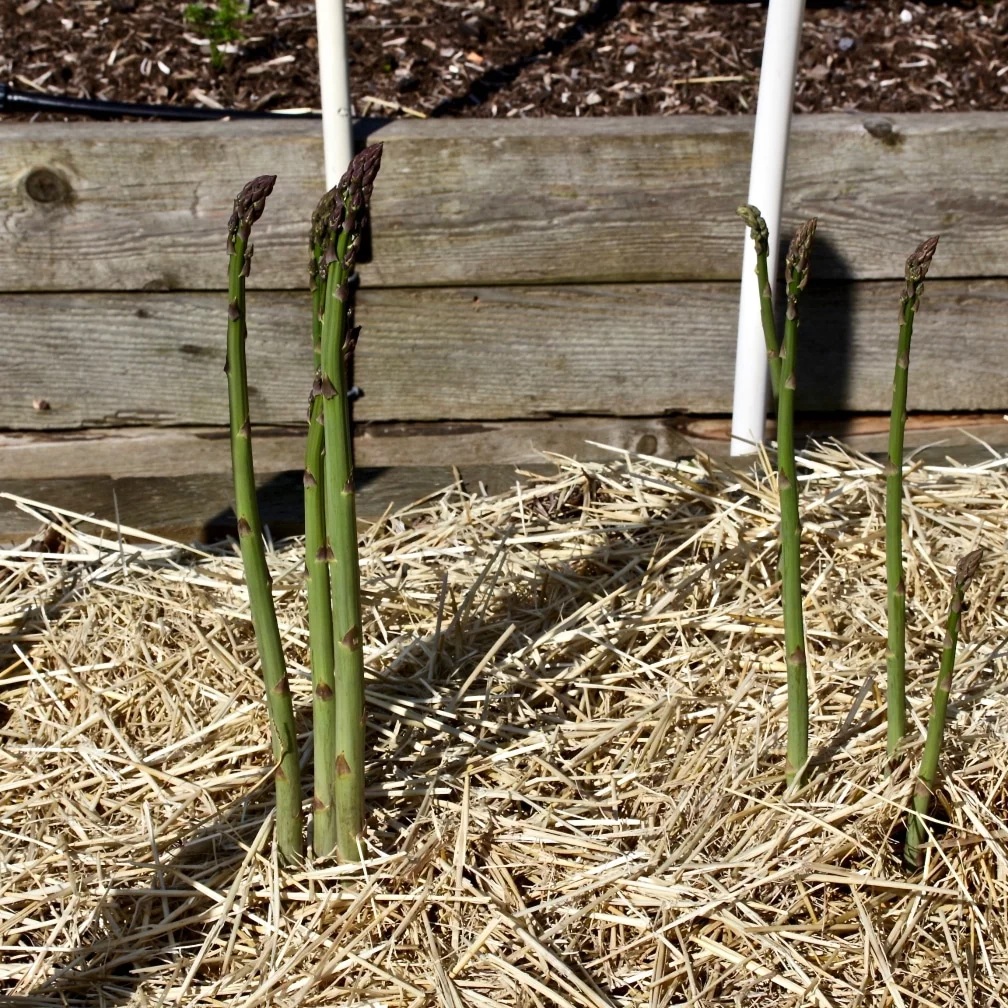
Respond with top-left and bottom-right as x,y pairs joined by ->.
1,1 -> 1007,121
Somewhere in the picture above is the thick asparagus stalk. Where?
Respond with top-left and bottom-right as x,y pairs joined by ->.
886,236 -> 940,759
305,193 -> 338,857
904,548 -> 983,868
318,144 -> 383,861
736,204 -> 781,401
226,175 -> 304,862
777,218 -> 817,787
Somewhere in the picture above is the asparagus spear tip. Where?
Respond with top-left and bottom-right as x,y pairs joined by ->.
736,203 -> 781,398
885,234 -> 940,759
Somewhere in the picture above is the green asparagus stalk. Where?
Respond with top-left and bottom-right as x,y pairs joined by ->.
226,175 -> 304,862
886,236 -> 940,759
904,548 -> 983,869
777,217 -> 817,787
305,192 -> 339,857
737,204 -> 782,401
318,144 -> 383,861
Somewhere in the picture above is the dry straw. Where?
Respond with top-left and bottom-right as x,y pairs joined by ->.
2,440 -> 1007,1006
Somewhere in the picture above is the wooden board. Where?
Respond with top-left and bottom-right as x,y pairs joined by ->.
2,278 -> 1007,429
0,417 -> 696,480
3,414 -> 1005,485
0,464 -> 556,545
2,114 -> 1008,291
1,415 -> 1005,545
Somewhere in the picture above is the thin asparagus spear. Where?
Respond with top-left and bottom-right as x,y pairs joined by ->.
226,175 -> 304,863
318,144 -> 383,861
736,204 -> 781,401
777,217 -> 817,788
886,236 -> 940,759
904,548 -> 983,869
306,193 -> 338,857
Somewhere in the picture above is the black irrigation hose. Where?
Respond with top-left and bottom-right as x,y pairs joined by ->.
0,82 -> 319,120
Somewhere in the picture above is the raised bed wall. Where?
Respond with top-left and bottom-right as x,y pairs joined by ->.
2,113 -> 1007,539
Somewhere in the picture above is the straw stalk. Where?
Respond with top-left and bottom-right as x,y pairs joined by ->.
885,236 -> 940,759
777,218 -> 817,787
225,175 -> 304,862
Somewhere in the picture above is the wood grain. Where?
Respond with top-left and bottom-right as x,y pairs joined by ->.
2,114 -> 1007,291
2,414 -> 1005,484
2,278 -> 1007,429
0,465 -> 556,545
0,417 -> 696,480
1,415 -> 1004,544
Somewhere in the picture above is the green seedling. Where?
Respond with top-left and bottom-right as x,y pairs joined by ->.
225,175 -> 304,863
904,548 -> 983,869
885,236 -> 940,759
314,144 -> 383,862
777,217 -> 817,787
224,148 -> 383,863
184,0 -> 250,69
305,189 -> 338,858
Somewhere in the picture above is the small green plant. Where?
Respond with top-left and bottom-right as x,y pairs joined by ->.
310,146 -> 383,861
225,174 -> 304,863
903,549 -> 983,869
885,236 -> 940,760
776,217 -> 817,788
304,189 -> 338,858
225,146 -> 383,863
184,0 -> 249,69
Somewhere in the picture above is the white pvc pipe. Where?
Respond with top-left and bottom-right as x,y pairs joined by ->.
729,0 -> 806,456
315,0 -> 354,188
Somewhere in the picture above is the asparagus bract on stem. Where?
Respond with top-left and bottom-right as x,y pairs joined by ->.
737,204 -> 782,401
226,175 -> 304,862
777,217 -> 817,787
317,143 -> 383,861
886,236 -> 940,759
305,192 -> 338,858
904,548 -> 983,869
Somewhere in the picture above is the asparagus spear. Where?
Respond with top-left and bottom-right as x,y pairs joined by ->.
886,236 -> 940,759
904,548 -> 983,869
318,144 -> 383,861
777,217 -> 817,787
226,175 -> 304,862
305,191 -> 338,857
736,204 -> 782,401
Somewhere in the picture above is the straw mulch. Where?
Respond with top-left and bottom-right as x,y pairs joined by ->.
2,442 -> 1007,1007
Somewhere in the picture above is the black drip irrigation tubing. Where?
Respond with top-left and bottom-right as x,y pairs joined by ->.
0,82 -> 319,120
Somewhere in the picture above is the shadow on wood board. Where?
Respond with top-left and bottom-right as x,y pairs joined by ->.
0,464 -> 559,547
787,232 -> 856,414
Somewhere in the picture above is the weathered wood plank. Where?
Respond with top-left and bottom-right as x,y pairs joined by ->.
0,465 -> 555,545
0,418 -> 694,480
2,279 -> 1006,428
2,415 -> 1004,544
4,414 -> 1005,485
682,413 -> 1008,459
2,114 -> 1007,291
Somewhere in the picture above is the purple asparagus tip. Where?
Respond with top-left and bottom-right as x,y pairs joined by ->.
227,174 -> 276,251
955,548 -> 983,589
784,217 -> 818,297
906,235 -> 939,285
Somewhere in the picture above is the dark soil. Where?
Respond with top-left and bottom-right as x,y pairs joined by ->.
1,1 -> 1006,121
